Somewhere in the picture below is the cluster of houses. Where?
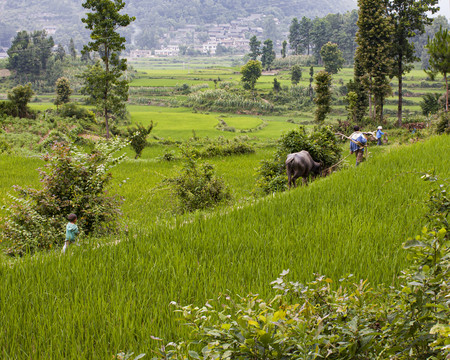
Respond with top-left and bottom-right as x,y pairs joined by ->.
0,47 -> 8,59
130,14 -> 273,58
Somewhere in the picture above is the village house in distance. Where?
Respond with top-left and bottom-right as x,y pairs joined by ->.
130,14 -> 272,58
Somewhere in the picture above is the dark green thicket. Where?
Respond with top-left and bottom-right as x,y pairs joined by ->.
256,126 -> 341,193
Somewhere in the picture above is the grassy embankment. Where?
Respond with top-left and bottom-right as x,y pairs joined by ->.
0,135 -> 448,359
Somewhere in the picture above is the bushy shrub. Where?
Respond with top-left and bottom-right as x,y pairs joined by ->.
176,83 -> 191,94
437,112 -> 450,134
0,100 -> 19,118
0,138 -> 128,255
158,150 -> 178,162
187,89 -> 273,113
186,137 -> 255,159
7,83 -> 34,118
58,102 -> 95,121
256,126 -> 341,193
124,122 -> 154,159
40,129 -> 69,149
165,150 -> 231,213
267,86 -> 313,109
272,55 -> 313,69
0,136 -> 11,153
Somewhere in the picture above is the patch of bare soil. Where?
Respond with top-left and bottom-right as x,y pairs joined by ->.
0,69 -> 11,78
262,70 -> 279,76
79,133 -> 102,142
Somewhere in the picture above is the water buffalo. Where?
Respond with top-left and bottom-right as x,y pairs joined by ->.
285,151 -> 322,189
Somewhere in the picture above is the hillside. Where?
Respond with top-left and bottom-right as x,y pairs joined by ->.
0,135 -> 449,357
0,0 -> 356,48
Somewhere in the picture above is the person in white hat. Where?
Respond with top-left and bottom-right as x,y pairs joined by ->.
376,126 -> 385,146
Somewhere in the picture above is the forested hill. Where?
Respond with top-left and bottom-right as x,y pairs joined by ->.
0,0 -> 356,48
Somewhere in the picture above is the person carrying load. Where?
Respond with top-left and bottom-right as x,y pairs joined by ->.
349,125 -> 367,166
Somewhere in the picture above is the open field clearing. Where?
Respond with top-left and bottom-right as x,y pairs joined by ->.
129,56 -> 240,71
0,135 -> 448,359
128,105 -> 300,140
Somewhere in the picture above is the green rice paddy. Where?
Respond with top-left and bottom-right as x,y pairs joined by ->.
1,57 -> 450,359
0,136 -> 448,359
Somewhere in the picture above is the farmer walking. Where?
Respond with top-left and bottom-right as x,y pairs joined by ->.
350,125 -> 367,167
376,126 -> 385,146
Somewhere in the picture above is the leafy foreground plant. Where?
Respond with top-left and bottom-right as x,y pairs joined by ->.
0,138 -> 128,255
153,175 -> 449,360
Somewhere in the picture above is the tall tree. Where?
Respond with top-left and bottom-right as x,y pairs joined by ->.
55,77 -> 72,108
262,16 -> 279,41
55,44 -> 66,61
81,0 -> 135,139
261,39 -> 275,70
311,17 -> 331,60
314,70 -> 332,123
338,10 -> 359,64
69,38 -> 77,60
291,64 -> 302,85
309,66 -> 314,101
387,0 -> 439,126
320,42 -> 344,74
426,26 -> 450,111
355,0 -> 394,121
81,50 -> 91,63
347,57 -> 369,123
241,60 -> 262,96
289,18 -> 302,55
281,40 -> 287,58
248,35 -> 261,60
299,16 -> 313,55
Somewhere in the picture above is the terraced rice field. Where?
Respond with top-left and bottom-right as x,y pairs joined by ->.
0,135 -> 448,359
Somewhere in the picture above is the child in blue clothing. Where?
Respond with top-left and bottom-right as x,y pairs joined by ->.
62,213 -> 79,254
376,126 -> 385,146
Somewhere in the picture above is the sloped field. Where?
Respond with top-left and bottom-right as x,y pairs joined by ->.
0,136 -> 449,359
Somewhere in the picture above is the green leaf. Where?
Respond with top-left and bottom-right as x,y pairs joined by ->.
188,350 -> 200,359
403,239 -> 428,249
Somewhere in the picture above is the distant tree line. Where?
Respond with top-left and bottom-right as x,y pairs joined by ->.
6,30 -> 66,90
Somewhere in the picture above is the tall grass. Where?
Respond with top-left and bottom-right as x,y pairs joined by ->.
0,136 -> 448,358
187,89 -> 274,113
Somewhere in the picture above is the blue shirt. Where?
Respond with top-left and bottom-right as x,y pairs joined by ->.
350,132 -> 367,153
66,222 -> 79,242
376,129 -> 384,139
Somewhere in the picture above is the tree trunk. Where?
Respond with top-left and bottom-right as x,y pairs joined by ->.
368,90 -> 372,119
373,93 -> 377,121
380,99 -> 384,122
105,44 -> 110,139
397,58 -> 403,127
446,73 -> 449,112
